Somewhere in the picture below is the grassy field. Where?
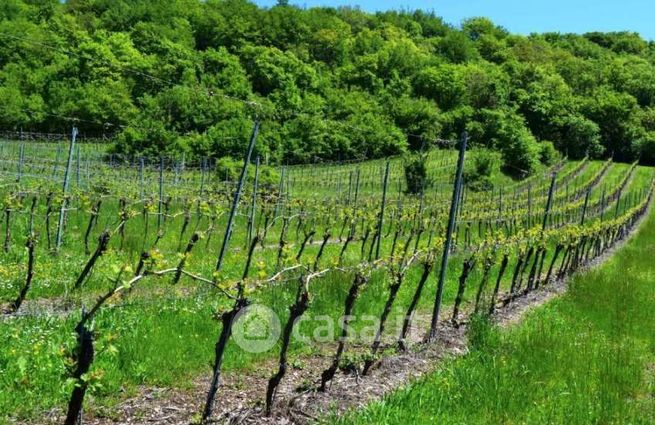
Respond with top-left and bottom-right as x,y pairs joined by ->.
338,203 -> 655,424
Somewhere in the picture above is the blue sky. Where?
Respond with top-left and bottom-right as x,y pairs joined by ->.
254,0 -> 655,40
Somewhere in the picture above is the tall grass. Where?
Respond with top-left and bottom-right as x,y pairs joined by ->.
338,207 -> 655,424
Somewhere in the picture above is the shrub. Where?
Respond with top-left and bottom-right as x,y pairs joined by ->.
215,157 -> 241,182
638,136 -> 655,165
215,157 -> 280,188
496,120 -> 540,178
258,166 -> 281,190
464,150 -> 498,192
472,108 -> 540,178
539,141 -> 558,165
403,153 -> 429,194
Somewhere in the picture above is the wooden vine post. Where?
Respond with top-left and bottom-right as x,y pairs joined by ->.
76,145 -> 81,187
52,143 -> 61,178
199,157 -> 206,197
615,189 -> 623,218
354,168 -> 361,206
527,183 -> 532,228
273,165 -> 285,220
139,157 -> 145,199
600,187 -> 607,222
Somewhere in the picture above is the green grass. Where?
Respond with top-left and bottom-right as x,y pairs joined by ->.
337,203 -> 655,424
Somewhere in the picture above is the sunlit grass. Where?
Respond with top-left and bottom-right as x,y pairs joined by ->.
337,203 -> 655,425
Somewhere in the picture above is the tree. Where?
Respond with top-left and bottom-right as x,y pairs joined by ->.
473,108 -> 540,177
462,17 -> 508,41
1,2 -> 655,167
582,88 -> 643,161
386,96 -> 441,150
437,30 -> 479,63
464,150 -> 498,191
413,65 -> 466,110
403,153 -> 429,194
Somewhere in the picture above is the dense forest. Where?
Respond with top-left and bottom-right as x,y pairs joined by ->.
2,0 -> 655,174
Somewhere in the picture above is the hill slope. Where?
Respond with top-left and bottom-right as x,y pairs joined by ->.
1,1 -> 655,172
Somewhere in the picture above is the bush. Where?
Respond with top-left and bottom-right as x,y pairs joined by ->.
214,157 -> 280,187
496,117 -> 540,178
471,108 -> 540,178
403,153 -> 429,194
257,166 -> 281,190
539,141 -> 558,165
638,136 -> 655,165
464,150 -> 498,192
500,132 -> 540,178
215,157 -> 241,182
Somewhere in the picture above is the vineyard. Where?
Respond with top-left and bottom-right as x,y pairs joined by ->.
0,129 -> 654,425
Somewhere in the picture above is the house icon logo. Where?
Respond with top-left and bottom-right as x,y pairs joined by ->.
232,304 -> 281,353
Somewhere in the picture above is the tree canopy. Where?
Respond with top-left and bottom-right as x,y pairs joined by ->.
2,1 -> 655,173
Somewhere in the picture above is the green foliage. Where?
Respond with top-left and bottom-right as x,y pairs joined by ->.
387,96 -> 441,150
582,88 -> 644,161
539,141 -> 558,166
585,31 -> 648,55
464,150 -> 498,192
403,153 -> 428,194
214,156 -> 279,187
467,109 -> 540,177
554,114 -> 603,159
257,165 -> 280,189
2,1 -> 655,169
436,31 -> 479,63
215,156 -> 241,182
413,65 -> 465,110
498,126 -> 540,178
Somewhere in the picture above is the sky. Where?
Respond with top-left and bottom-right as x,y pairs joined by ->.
254,0 -> 655,40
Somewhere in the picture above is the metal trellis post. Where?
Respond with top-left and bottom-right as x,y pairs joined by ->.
216,121 -> 260,272
55,127 -> 77,251
428,131 -> 467,342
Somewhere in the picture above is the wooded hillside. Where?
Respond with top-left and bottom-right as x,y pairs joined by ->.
2,1 -> 655,174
